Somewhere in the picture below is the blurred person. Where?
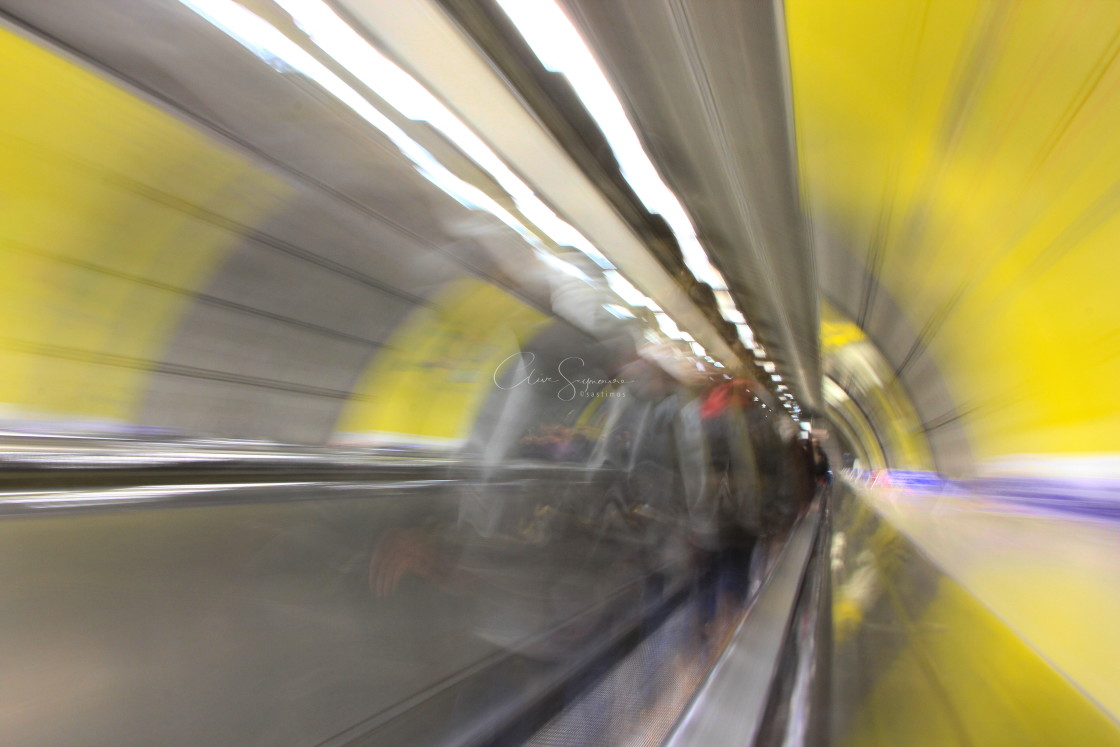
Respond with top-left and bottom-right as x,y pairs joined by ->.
812,437 -> 831,485
367,322 -> 660,661
692,380 -> 765,636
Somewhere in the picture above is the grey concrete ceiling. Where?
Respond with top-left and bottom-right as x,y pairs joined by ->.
559,0 -> 821,412
538,0 -> 971,472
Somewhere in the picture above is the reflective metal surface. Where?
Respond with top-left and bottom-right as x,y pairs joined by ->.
556,0 -> 822,411
0,472 -> 660,744
3,0 -> 1114,744
665,501 -> 820,747
830,479 -> 1120,746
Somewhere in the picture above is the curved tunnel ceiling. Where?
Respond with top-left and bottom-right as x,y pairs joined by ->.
787,0 -> 1120,471
2,0 -> 1115,474
431,0 -> 821,412
821,302 -> 933,471
555,0 -> 822,414
494,0 -> 1118,475
0,0 -> 761,446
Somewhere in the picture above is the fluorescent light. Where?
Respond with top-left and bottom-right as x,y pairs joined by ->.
276,0 -> 618,269
183,0 -> 618,273
762,362 -> 777,373
603,304 -> 636,319
517,201 -> 614,268
178,0 -> 534,232
736,324 -> 755,347
497,0 -> 738,294
604,270 -> 660,311
771,374 -> 783,382
184,0 -> 738,363
496,0 -> 667,213
714,289 -> 738,312
655,313 -> 685,340
537,249 -> 591,281
722,309 -> 746,324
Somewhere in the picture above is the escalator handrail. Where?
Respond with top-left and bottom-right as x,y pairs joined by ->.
663,495 -> 824,747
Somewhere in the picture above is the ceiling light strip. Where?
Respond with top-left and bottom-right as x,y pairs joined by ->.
180,0 -> 718,362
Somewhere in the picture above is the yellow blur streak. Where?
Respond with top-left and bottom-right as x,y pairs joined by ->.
787,0 -> 1120,459
833,490 -> 1120,746
844,580 -> 1120,747
822,302 -> 932,468
868,485 -> 1120,725
0,28 -> 284,425
335,279 -> 547,444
